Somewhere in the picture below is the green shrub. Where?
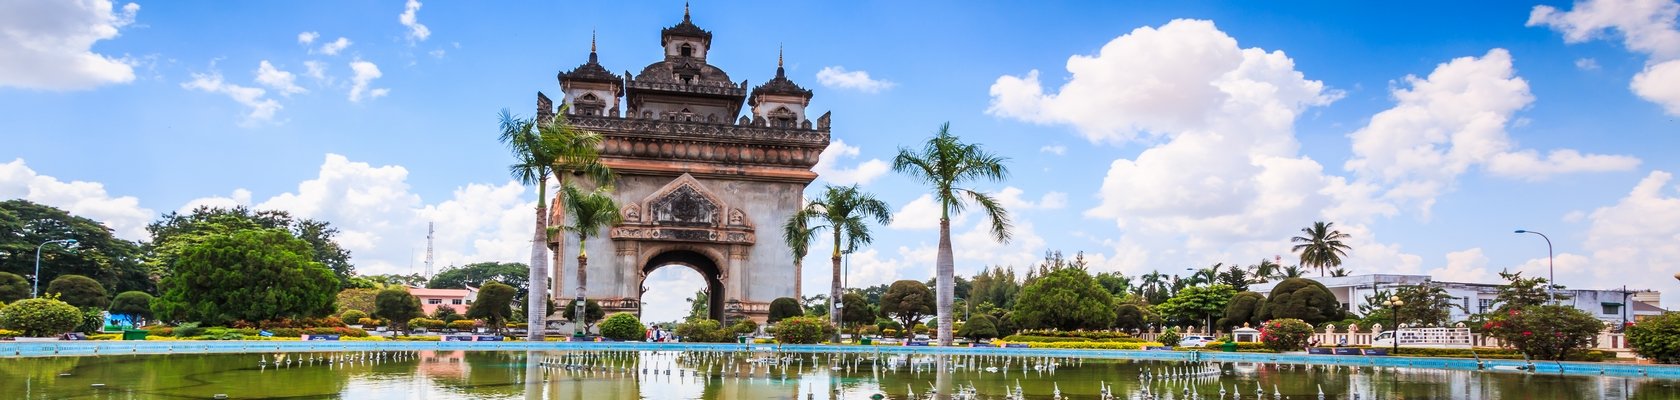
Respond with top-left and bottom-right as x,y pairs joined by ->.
675,319 -> 733,343
1027,341 -> 1151,350
599,313 -> 646,341
771,316 -> 832,344
409,318 -> 445,329
959,315 -> 1000,339
1199,341 -> 1272,351
448,320 -> 477,331
1483,305 -> 1604,361
109,291 -> 154,323
0,297 -> 83,337
174,322 -> 204,338
1157,328 -> 1180,347
731,319 -> 759,335
341,310 -> 368,323
358,317 -> 382,326
0,329 -> 21,338
1260,318 -> 1314,352
46,274 -> 109,309
1628,312 -> 1680,364
76,307 -> 105,333
882,328 -> 899,338
1011,329 -> 1133,339
768,297 -> 803,323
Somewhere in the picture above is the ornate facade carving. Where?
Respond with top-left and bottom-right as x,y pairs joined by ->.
609,174 -> 756,246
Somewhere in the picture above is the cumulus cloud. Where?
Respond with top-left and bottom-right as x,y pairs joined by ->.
0,0 -> 140,90
179,154 -> 534,275
888,194 -> 951,230
297,31 -> 319,45
348,60 -> 388,102
1345,49 -> 1638,215
1039,145 -> 1066,155
302,60 -> 327,80
816,66 -> 895,93
181,69 -> 282,125
0,158 -> 154,240
993,187 -> 1068,210
1572,170 -> 1680,294
1427,248 -> 1498,283
1576,57 -> 1601,70
812,139 -> 889,185
254,60 -> 306,96
399,0 -> 430,42
317,37 -> 352,56
1530,0 -> 1680,115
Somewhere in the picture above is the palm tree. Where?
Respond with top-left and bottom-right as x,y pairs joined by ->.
1329,268 -> 1350,277
791,184 -> 891,342
893,122 -> 1012,346
1290,221 -> 1353,277
1139,271 -> 1171,304
558,184 -> 622,337
1279,265 -> 1307,278
1250,258 -> 1281,282
782,207 -> 817,300
497,108 -> 612,341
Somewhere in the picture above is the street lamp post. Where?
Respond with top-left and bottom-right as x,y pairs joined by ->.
1514,230 -> 1556,304
1382,295 -> 1404,354
33,238 -> 77,298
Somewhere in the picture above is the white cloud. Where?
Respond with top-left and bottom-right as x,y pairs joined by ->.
181,69 -> 282,125
1345,49 -> 1638,215
888,194 -> 948,230
317,37 -> 352,56
1530,0 -> 1680,115
816,66 -> 895,93
1039,145 -> 1066,155
302,60 -> 327,80
0,0 -> 139,90
812,139 -> 889,185
992,187 -> 1068,210
1427,248 -> 1498,284
0,158 -> 153,240
1574,170 -> 1680,296
428,49 -> 446,58
254,60 -> 306,96
177,189 -> 252,213
1038,192 -> 1068,209
1576,57 -> 1601,70
348,60 -> 388,102
180,154 -> 534,275
399,0 -> 430,42
297,31 -> 319,45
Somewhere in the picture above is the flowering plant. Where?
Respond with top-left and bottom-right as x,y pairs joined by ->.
1258,319 -> 1313,352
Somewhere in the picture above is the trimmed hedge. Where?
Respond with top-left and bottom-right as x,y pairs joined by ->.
1198,341 -> 1273,351
1026,341 -> 1161,350
1001,334 -> 1144,343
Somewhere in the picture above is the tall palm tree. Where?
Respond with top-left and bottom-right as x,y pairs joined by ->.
790,184 -> 891,342
893,123 -> 1012,346
558,184 -> 622,337
498,108 -> 612,341
1250,258 -> 1282,282
1279,265 -> 1307,278
1290,221 -> 1353,277
1139,271 -> 1170,304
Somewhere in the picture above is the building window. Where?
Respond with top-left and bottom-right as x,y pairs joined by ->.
1603,303 -> 1622,315
680,44 -> 693,58
427,299 -> 442,305
1478,299 -> 1494,314
452,299 -> 463,305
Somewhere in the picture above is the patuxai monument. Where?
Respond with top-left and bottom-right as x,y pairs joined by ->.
539,9 -> 829,324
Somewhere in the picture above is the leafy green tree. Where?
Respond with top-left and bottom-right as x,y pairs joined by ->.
1011,262 -> 1115,330
467,282 -> 517,334
147,206 -> 352,288
0,272 -> 31,303
431,304 -> 463,323
1216,265 -> 1250,292
958,314 -> 1000,339
1115,303 -> 1148,332
839,292 -> 876,329
557,183 -> 621,336
427,262 -> 530,300
45,274 -> 107,309
970,266 -> 1020,309
0,297 -> 82,337
1137,271 -> 1172,305
1257,278 -> 1345,325
1155,284 -> 1236,332
768,297 -> 803,323
674,319 -> 732,343
770,316 -> 834,344
1483,305 -> 1604,360
1394,284 -> 1462,327
1628,312 -> 1680,364
1220,291 -> 1266,330
1290,221 -> 1352,277
374,288 -> 423,335
108,291 -> 153,324
1249,258 -> 1282,283
1157,327 -> 1180,347
497,108 -> 613,342
1094,272 -> 1132,298
880,280 -> 935,337
1493,271 -> 1564,312
562,299 -> 604,331
790,184 -> 891,341
801,294 -> 829,317
335,288 -> 378,316
599,312 -> 645,341
0,200 -> 151,294
782,202 -> 816,311
151,228 -> 337,325
893,122 -> 1013,346
684,289 -> 709,321
348,273 -> 427,289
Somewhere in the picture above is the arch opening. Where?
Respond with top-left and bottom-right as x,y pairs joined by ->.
641,250 -> 724,322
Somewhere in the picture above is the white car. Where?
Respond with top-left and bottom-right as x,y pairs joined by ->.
1177,335 -> 1217,347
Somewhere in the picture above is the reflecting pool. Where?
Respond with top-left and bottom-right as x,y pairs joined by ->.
3,349 -> 1679,399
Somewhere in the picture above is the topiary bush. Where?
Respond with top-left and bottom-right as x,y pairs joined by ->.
1628,312 -> 1680,363
675,319 -> 733,343
1259,318 -> 1314,352
448,320 -> 477,332
341,310 -> 368,323
959,315 -> 1000,339
768,297 -> 803,323
731,319 -> 759,335
0,297 -> 82,337
599,313 -> 646,341
771,316 -> 833,344
46,274 -> 109,310
1157,328 -> 1180,347
173,322 -> 204,338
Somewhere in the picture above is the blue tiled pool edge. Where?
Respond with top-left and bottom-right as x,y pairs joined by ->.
5,341 -> 1677,380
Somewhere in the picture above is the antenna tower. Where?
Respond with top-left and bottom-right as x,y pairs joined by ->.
425,222 -> 435,279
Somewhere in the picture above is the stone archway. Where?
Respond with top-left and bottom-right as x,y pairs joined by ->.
641,250 -> 725,321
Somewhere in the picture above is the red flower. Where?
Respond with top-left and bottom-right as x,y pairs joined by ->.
1523,331 -> 1532,336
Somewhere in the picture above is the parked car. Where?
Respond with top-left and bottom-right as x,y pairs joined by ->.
1178,335 -> 1217,347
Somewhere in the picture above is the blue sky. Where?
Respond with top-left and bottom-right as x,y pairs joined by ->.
4,1 -> 1680,323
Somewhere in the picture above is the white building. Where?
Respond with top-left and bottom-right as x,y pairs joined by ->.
1247,274 -> 1664,326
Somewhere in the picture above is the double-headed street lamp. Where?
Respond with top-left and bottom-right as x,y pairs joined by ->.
1382,295 -> 1404,354
1513,229 -> 1556,303
33,238 -> 78,298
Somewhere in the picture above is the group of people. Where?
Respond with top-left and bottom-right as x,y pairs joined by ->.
645,325 -> 671,342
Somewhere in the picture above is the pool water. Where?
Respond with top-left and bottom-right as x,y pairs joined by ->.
3,350 -> 1678,399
